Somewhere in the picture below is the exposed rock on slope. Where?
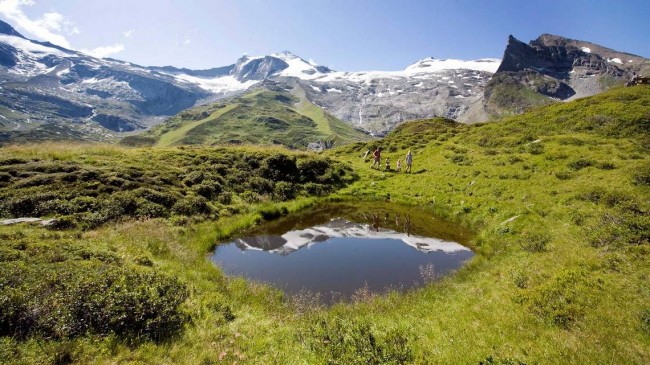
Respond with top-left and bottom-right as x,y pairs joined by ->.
485,34 -> 650,117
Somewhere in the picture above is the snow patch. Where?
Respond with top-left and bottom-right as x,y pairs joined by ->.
0,35 -> 72,57
82,77 -> 101,84
175,74 -> 258,93
273,52 -> 329,80
581,47 -> 592,53
607,58 -> 623,64
326,88 -> 342,93
314,58 -> 500,83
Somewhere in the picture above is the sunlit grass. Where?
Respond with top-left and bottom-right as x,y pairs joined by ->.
1,86 -> 649,364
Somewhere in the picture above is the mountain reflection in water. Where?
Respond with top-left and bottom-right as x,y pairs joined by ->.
233,217 -> 470,256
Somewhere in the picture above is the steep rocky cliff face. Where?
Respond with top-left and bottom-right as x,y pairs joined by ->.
485,34 -> 650,117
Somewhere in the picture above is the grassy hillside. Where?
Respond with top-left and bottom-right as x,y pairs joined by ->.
0,86 -> 648,364
137,83 -> 371,149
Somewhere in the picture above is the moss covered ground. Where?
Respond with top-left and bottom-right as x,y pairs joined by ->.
0,86 -> 649,364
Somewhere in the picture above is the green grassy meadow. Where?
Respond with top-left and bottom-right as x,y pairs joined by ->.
138,85 -> 370,149
0,86 -> 649,364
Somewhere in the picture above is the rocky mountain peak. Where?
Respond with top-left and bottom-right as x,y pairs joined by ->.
0,19 -> 24,38
486,34 -> 649,118
272,50 -> 299,60
230,55 -> 290,81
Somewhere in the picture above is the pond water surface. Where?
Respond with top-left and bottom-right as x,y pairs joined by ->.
211,202 -> 473,303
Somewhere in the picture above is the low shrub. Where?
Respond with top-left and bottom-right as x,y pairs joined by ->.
183,171 -> 205,187
518,231 -> 551,252
0,264 -> 188,341
519,269 -> 602,328
304,317 -> 413,365
526,142 -> 544,155
568,158 -> 595,171
172,198 -> 203,216
633,164 -> 650,186
0,172 -> 12,183
641,309 -> 650,334
479,356 -> 527,365
554,170 -> 573,180
273,181 -> 295,201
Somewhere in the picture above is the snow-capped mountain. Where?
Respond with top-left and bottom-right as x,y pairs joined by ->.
0,16 -> 504,142
299,57 -> 500,133
148,51 -> 501,133
0,19 -> 215,142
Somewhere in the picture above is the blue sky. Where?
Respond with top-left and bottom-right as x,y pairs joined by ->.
1,0 -> 649,71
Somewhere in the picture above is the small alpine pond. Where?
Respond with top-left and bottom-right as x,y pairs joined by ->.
211,202 -> 473,303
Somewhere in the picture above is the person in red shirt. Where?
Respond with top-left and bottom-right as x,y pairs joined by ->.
370,147 -> 381,169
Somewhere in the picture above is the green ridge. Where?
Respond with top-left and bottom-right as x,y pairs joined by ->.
146,85 -> 371,149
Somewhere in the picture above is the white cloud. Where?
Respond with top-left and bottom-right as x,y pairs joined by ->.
81,43 -> 125,58
0,0 -> 72,48
122,29 -> 133,38
0,0 -> 125,59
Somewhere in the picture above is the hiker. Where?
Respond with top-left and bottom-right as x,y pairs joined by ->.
396,159 -> 402,172
385,157 -> 391,171
405,150 -> 413,173
370,148 -> 381,169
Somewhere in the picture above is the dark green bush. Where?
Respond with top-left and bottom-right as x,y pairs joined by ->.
192,183 -> 216,199
183,171 -> 204,187
302,182 -> 328,196
172,196 -> 211,216
217,191 -> 233,205
0,149 -> 354,227
0,264 -> 188,341
78,170 -> 100,182
297,157 -> 330,183
479,356 -> 527,365
0,193 -> 58,217
596,162 -> 616,170
135,201 -> 168,218
135,188 -> 178,208
568,158 -> 595,171
48,216 -> 77,230
14,174 -> 56,188
246,176 -> 275,195
261,154 -> 299,182
273,181 -> 295,201
554,171 -> 573,180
